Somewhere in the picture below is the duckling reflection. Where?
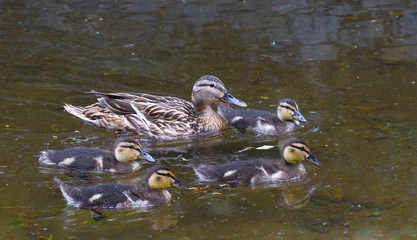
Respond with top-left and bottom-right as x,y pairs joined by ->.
88,204 -> 179,230
279,182 -> 321,209
192,138 -> 321,184
217,98 -> 305,135
54,165 -> 187,209
64,75 -> 247,139
39,137 -> 155,173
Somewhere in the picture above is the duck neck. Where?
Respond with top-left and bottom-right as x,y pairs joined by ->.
194,104 -> 227,131
195,103 -> 216,117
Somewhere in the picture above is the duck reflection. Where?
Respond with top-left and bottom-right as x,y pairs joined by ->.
280,182 -> 321,209
87,205 -> 179,230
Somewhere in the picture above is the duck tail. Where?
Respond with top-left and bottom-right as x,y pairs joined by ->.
54,177 -> 78,206
38,150 -> 54,165
64,104 -> 95,123
192,164 -> 217,182
54,177 -> 64,186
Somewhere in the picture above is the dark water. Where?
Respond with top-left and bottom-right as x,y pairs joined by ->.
1,0 -> 416,239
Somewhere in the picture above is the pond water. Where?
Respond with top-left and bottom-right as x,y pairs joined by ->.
1,0 -> 416,239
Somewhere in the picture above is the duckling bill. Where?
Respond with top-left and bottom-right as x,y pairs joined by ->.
217,98 -> 306,136
192,138 -> 320,184
39,137 -> 155,173
64,75 -> 247,139
54,166 -> 187,209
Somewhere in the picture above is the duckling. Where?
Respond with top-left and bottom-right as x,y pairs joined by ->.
64,75 -> 247,139
54,165 -> 188,209
217,98 -> 306,135
192,138 -> 321,184
39,137 -> 155,173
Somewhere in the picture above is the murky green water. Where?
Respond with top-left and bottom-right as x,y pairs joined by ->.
1,0 -> 417,239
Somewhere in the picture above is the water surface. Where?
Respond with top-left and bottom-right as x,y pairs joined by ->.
1,0 -> 416,239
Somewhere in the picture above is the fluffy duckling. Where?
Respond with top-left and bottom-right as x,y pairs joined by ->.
54,165 -> 188,209
39,137 -> 155,173
64,75 -> 247,139
192,138 -> 321,184
217,98 -> 306,135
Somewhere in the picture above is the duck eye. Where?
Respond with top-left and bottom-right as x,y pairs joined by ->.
128,145 -> 134,149
209,84 -> 215,88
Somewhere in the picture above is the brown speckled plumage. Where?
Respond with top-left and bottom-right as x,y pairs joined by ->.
64,75 -> 246,139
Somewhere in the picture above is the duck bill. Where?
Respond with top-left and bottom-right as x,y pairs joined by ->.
171,178 -> 188,190
138,151 -> 156,163
292,110 -> 307,123
305,154 -> 321,167
220,91 -> 247,107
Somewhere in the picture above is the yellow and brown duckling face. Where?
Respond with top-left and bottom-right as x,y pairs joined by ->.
191,75 -> 247,109
281,138 -> 321,167
147,166 -> 188,190
277,98 -> 306,123
113,137 -> 155,163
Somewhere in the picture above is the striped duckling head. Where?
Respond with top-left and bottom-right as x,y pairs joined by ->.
281,138 -> 321,167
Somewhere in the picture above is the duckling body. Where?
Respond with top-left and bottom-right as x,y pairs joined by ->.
54,165 -> 187,209
39,137 -> 154,173
64,75 -> 247,139
217,98 -> 306,136
193,159 -> 307,184
192,138 -> 320,184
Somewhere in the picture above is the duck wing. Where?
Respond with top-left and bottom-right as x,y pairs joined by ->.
89,91 -> 196,122
55,179 -> 150,209
194,160 -> 264,184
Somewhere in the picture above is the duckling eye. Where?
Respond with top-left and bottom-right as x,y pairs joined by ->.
280,105 -> 293,111
209,83 -> 215,88
128,145 -> 135,149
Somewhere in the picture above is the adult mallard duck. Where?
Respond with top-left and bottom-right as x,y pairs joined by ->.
217,98 -> 306,136
54,165 -> 188,209
39,137 -> 155,173
64,75 -> 247,139
192,138 -> 321,184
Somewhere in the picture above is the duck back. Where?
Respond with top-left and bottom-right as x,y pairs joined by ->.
55,179 -> 167,208
194,159 -> 305,184
39,148 -> 115,171
218,102 -> 292,135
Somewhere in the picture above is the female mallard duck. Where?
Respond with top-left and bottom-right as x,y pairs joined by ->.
192,138 -> 321,184
39,137 -> 155,173
217,98 -> 306,135
64,75 -> 247,139
54,165 -> 188,209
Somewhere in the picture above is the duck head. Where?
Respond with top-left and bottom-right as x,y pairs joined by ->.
146,166 -> 188,190
277,98 -> 306,123
281,138 -> 321,167
113,137 -> 155,163
191,75 -> 247,111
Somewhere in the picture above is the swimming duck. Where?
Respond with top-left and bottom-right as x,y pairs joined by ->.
192,138 -> 321,184
64,75 -> 247,139
217,98 -> 306,135
39,137 -> 155,173
54,165 -> 188,209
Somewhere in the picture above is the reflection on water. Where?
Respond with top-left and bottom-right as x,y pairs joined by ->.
1,0 -> 417,239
